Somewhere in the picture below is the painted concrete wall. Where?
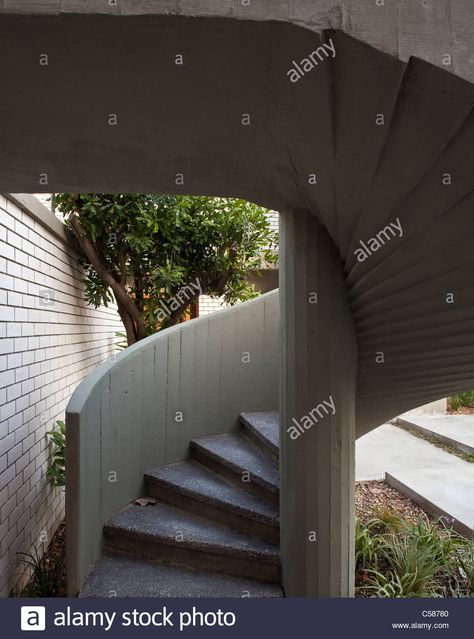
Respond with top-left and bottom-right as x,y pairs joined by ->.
66,290 -> 279,595
280,210 -> 357,596
0,194 -> 123,596
0,1 -> 472,84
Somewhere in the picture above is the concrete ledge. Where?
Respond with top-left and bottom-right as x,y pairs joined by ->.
385,472 -> 473,540
3,193 -> 74,246
395,417 -> 474,457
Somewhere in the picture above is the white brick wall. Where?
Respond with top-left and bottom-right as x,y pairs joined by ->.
198,295 -> 226,317
0,194 -> 123,596
266,210 -> 279,235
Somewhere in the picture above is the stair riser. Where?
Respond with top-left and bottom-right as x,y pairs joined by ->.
145,480 -> 280,544
242,429 -> 279,463
191,446 -> 279,506
104,533 -> 280,583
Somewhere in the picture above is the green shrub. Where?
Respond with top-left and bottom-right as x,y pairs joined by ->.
356,514 -> 473,598
448,391 -> 474,411
46,420 -> 66,487
355,519 -> 382,571
14,548 -> 62,597
370,506 -> 404,534
455,542 -> 474,597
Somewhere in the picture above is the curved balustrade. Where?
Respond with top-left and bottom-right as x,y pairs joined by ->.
66,291 -> 279,594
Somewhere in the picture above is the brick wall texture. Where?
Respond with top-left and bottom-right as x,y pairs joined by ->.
0,194 -> 123,596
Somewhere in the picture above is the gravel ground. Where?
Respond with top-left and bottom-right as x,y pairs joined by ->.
447,406 -> 474,414
356,480 -> 434,525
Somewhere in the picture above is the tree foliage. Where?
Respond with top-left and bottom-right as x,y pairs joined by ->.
53,194 -> 278,345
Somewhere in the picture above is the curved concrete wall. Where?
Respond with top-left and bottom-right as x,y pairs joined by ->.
65,290 -> 279,594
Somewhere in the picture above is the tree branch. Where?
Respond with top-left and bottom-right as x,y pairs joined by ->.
68,206 -> 147,341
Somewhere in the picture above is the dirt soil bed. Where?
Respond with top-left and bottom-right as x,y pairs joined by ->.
447,406 -> 474,414
356,479 -> 435,526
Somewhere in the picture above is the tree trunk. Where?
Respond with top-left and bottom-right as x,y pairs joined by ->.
68,207 -> 148,346
68,213 -> 143,330
165,293 -> 200,328
117,301 -> 137,346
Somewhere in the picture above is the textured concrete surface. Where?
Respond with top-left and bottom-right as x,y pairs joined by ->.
104,501 -> 278,559
396,414 -> 474,456
191,434 -> 279,494
357,423 -> 440,481
280,211 -> 356,597
80,552 -> 283,598
85,416 -> 283,592
240,412 -> 280,457
356,423 -> 474,537
1,1 -> 474,84
145,460 -> 279,524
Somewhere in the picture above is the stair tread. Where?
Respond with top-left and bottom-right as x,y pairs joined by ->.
104,501 -> 279,561
80,552 -> 283,598
145,460 -> 279,524
240,412 -> 280,454
190,433 -> 279,493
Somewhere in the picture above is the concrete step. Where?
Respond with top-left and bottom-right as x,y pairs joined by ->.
395,414 -> 474,456
240,412 -> 279,461
190,433 -> 279,504
144,460 -> 279,543
103,502 -> 280,583
80,551 -> 283,598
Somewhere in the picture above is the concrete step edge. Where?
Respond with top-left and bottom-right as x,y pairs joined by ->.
385,472 -> 473,539
395,417 -> 474,456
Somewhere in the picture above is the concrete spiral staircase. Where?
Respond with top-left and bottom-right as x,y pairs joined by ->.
0,12 -> 469,595
72,28 -> 474,597
80,413 -> 281,597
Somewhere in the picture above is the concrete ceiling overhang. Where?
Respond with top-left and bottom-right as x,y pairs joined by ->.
1,13 -> 474,435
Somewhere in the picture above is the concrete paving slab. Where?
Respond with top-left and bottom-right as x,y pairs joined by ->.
396,414 -> 474,456
356,423 -> 474,538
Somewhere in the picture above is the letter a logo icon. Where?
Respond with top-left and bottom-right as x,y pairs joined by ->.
21,606 -> 46,631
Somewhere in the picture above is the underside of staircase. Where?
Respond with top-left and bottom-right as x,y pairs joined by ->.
80,412 -> 282,597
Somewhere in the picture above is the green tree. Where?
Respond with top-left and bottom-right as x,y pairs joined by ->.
53,194 -> 278,345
